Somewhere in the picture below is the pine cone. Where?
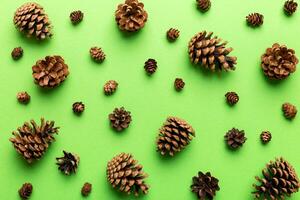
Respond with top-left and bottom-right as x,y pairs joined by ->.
90,47 -> 105,62
11,47 -> 23,60
246,13 -> 264,27
81,182 -> 92,196
167,28 -> 180,41
156,116 -> 195,156
9,118 -> 59,163
109,107 -> 132,131
103,80 -> 118,95
261,43 -> 298,80
70,10 -> 84,24
196,0 -> 211,12
144,59 -> 157,75
115,0 -> 148,32
282,103 -> 297,119
72,102 -> 85,114
253,157 -> 300,199
17,92 -> 31,104
284,0 -> 298,15
225,92 -> 239,105
174,78 -> 185,91
18,183 -> 33,200
13,2 -> 52,40
224,128 -> 247,149
107,153 -> 149,196
56,150 -> 80,175
260,131 -> 272,144
188,31 -> 237,72
191,171 -> 220,200
32,55 -> 69,88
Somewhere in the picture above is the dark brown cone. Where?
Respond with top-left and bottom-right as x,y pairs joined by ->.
18,183 -> 33,200
261,43 -> 298,80
70,10 -> 84,24
260,131 -> 272,144
90,47 -> 105,62
103,80 -> 118,95
144,59 -> 157,75
109,107 -> 132,131
17,92 -> 31,104
56,150 -> 80,175
107,153 -> 149,196
72,102 -> 85,114
32,55 -> 69,89
284,0 -> 298,15
157,117 -> 195,156
167,28 -> 180,41
9,118 -> 59,163
253,157 -> 300,199
246,13 -> 264,27
115,0 -> 148,32
282,103 -> 297,119
13,2 -> 52,40
196,0 -> 211,12
191,171 -> 220,200
225,92 -> 239,105
11,47 -> 23,60
174,78 -> 185,91
81,182 -> 92,197
188,31 -> 237,72
224,128 -> 246,149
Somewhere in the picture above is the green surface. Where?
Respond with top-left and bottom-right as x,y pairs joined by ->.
0,0 -> 299,199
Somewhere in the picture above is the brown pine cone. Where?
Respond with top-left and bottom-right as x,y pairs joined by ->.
196,0 -> 211,12
224,128 -> 247,149
282,102 -> 297,119
284,0 -> 298,15
103,80 -> 118,95
14,2 -> 52,40
9,118 -> 59,163
115,0 -> 148,32
225,92 -> 239,105
11,47 -> 23,60
81,182 -> 92,196
109,107 -> 132,131
246,13 -> 264,27
260,131 -> 272,144
17,92 -> 30,104
72,102 -> 85,114
107,153 -> 149,196
157,117 -> 195,156
19,183 -> 33,200
90,47 -> 105,62
253,157 -> 300,199
70,10 -> 84,24
144,59 -> 157,75
188,31 -> 237,72
191,171 -> 220,200
174,78 -> 185,91
56,150 -> 80,175
32,55 -> 69,88
167,28 -> 180,41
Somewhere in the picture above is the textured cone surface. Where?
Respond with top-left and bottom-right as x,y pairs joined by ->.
107,153 -> 149,196
253,157 -> 300,199
260,131 -> 272,144
174,78 -> 185,91
72,102 -> 85,114
188,31 -> 237,72
225,92 -> 239,105
14,2 -> 52,40
197,0 -> 211,12
70,10 -> 84,24
103,80 -> 118,95
56,150 -> 80,175
246,13 -> 264,27
32,55 -> 69,88
19,183 -> 33,200
90,47 -> 105,62
144,59 -> 157,75
81,182 -> 92,196
157,116 -> 195,156
9,118 -> 59,163
191,171 -> 220,200
109,107 -> 132,131
284,0 -> 298,15
167,28 -> 180,41
17,92 -> 30,104
261,43 -> 298,80
115,0 -> 148,32
282,103 -> 297,119
12,47 -> 23,60
224,128 -> 246,149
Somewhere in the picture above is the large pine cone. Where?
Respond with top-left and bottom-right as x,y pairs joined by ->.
253,157 -> 300,199
109,107 -> 132,131
115,0 -> 148,32
107,153 -> 149,196
14,2 -> 52,40
156,117 -> 195,156
246,13 -> 264,27
32,55 -> 69,88
188,31 -> 237,72
261,43 -> 298,80
224,128 -> 246,149
9,118 -> 59,163
284,0 -> 298,15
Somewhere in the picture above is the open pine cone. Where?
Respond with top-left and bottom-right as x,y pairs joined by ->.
282,103 -> 297,119
109,107 -> 132,131
224,128 -> 247,149
284,0 -> 298,15
188,31 -> 237,72
19,183 -> 33,200
56,150 -> 80,175
246,13 -> 264,27
196,0 -> 211,12
107,153 -> 149,196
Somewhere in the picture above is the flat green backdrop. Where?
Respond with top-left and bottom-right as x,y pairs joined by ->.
0,0 -> 299,199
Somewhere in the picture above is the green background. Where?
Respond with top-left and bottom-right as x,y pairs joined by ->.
0,0 -> 299,199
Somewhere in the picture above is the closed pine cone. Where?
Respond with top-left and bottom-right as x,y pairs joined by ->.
90,47 -> 105,62
260,131 -> 272,144
115,0 -> 148,32
107,153 -> 149,196
144,59 -> 157,75
9,118 -> 59,163
188,31 -> 237,72
225,92 -> 239,105
56,150 -> 80,175
284,0 -> 298,15
246,13 -> 264,27
157,117 -> 195,156
11,47 -> 23,60
196,0 -> 211,12
17,92 -> 31,104
70,10 -> 84,24
32,55 -> 69,88
19,183 -> 33,200
72,102 -> 85,114
253,157 -> 300,199
109,107 -> 132,131
282,103 -> 297,119
14,2 -> 52,40
174,78 -> 185,91
81,182 -> 92,196
167,28 -> 180,41
103,80 -> 118,95
224,128 -> 247,149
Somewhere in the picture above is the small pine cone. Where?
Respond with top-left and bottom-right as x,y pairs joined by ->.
191,172 -> 220,200
56,150 -> 80,175
17,92 -> 31,104
167,28 -> 180,41
18,183 -> 33,200
11,47 -> 23,60
103,80 -> 118,95
284,0 -> 298,15
157,117 -> 195,156
107,153 -> 149,196
188,31 -> 237,72
246,13 -> 264,27
174,78 -> 185,91
144,59 -> 157,75
13,2 -> 52,40
72,102 -> 85,114
225,92 -> 239,105
260,131 -> 272,144
282,103 -> 297,119
70,10 -> 84,24
196,0 -> 211,12
81,182 -> 92,197
109,107 -> 132,131
32,56 -> 70,89
224,128 -> 247,149
253,157 -> 300,199
90,47 -> 105,62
